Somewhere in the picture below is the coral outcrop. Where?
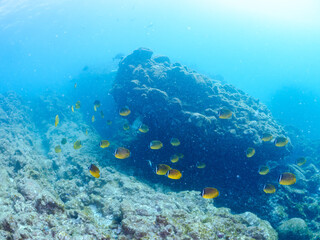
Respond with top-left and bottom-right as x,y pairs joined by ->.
111,48 -> 292,211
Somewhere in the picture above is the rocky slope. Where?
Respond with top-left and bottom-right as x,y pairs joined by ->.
0,92 -> 278,239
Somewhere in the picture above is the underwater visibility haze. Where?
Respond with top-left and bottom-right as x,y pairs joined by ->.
1,0 -> 320,239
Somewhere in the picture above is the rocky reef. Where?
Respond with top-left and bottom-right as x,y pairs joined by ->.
111,48 -> 292,212
0,92 -> 279,239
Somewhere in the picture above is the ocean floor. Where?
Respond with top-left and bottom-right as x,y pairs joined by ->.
0,92 -> 279,239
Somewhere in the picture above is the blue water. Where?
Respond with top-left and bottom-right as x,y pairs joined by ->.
1,0 -> 320,139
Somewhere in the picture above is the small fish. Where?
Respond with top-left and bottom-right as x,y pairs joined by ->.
123,123 -> 130,131
89,164 -> 100,178
166,169 -> 182,179
170,154 -> 179,163
100,140 -> 110,149
261,133 -> 273,142
279,172 -> 296,185
71,105 -> 74,112
54,145 -> 62,153
61,138 -> 67,145
55,115 -> 59,127
259,165 -> 269,175
94,105 -> 97,112
94,100 -> 101,109
274,137 -> 288,147
170,138 -> 180,147
75,101 -> 81,109
85,129 -> 88,135
196,162 -> 206,169
114,147 -> 130,159
201,187 -> 219,199
246,147 -> 255,158
92,115 -> 95,123
138,123 -> 149,133
218,109 -> 232,119
73,140 -> 82,150
156,164 -> 171,175
106,120 -> 112,125
150,140 -> 163,150
119,106 -> 131,116
263,184 -> 276,194
296,157 -> 307,166
74,83 -> 77,89
100,111 -> 104,119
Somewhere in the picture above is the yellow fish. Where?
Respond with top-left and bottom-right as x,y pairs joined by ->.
166,169 -> 182,180
123,123 -> 130,131
263,184 -> 276,194
279,172 -> 296,185
170,154 -> 179,163
119,106 -> 131,116
196,162 -> 206,169
94,100 -> 101,109
100,111 -> 104,119
100,140 -> 110,149
259,165 -> 269,175
274,137 -> 288,147
150,140 -> 163,150
138,123 -> 149,133
74,83 -> 77,88
94,105 -> 97,112
156,164 -> 171,175
261,133 -> 273,142
218,109 -> 232,119
89,164 -> 100,178
170,138 -> 180,147
73,140 -> 82,150
85,129 -> 88,135
55,115 -> 59,127
75,101 -> 81,109
246,147 -> 255,158
54,145 -> 61,153
92,115 -> 95,123
296,157 -> 306,166
71,105 -> 74,112
201,187 -> 219,199
106,120 -> 112,125
114,147 -> 130,159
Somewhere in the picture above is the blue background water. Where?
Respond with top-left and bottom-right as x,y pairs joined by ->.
1,0 -> 320,138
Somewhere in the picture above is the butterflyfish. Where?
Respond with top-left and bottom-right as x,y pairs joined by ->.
73,140 -> 82,150
274,137 -> 288,147
150,140 -> 163,150
54,145 -> 62,153
201,187 -> 219,199
89,164 -> 100,178
218,109 -> 232,119
170,138 -> 180,147
156,164 -> 171,175
114,147 -> 130,159
246,147 -> 255,158
119,106 -> 131,116
166,169 -> 182,179
263,184 -> 276,194
279,172 -> 296,185
100,140 -> 110,149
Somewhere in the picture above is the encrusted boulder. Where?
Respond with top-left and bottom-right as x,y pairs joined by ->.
111,48 -> 292,207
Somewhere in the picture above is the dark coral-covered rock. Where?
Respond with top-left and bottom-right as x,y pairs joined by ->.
111,48 -> 291,211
